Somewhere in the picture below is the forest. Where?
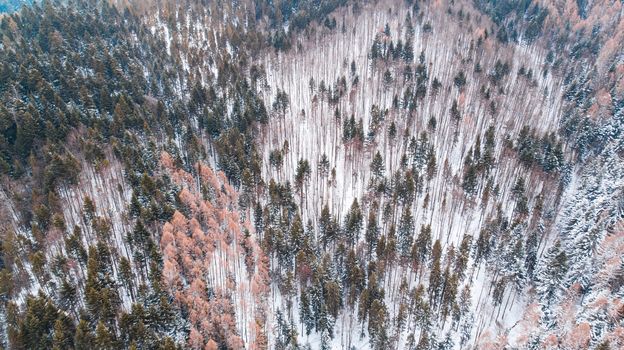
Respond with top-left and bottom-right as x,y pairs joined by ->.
0,0 -> 623,349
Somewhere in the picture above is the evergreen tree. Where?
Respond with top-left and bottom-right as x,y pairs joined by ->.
13,293 -> 67,350
365,208 -> 380,255
370,151 -> 385,178
462,153 -> 478,194
450,99 -> 461,121
525,226 -> 541,280
58,279 -> 77,312
414,225 -> 432,271
454,70 -> 467,88
398,206 -> 414,258
52,315 -> 75,350
416,330 -> 430,350
319,204 -> 338,247
368,299 -> 389,350
295,158 -> 311,198
95,321 -> 115,350
344,198 -> 363,244
536,241 -> 569,307
299,289 -> 313,335
428,240 -> 443,304
74,319 -> 95,350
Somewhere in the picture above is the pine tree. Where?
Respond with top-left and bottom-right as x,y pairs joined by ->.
536,241 -> 568,306
525,227 -> 540,280
459,312 -> 474,348
295,158 -> 311,199
288,214 -> 304,254
269,149 -> 284,173
416,330 -> 429,350
119,257 -> 134,296
368,299 -> 389,350
450,99 -> 461,121
365,209 -> 380,256
483,125 -> 496,171
95,321 -> 115,350
129,193 -> 141,218
428,240 -> 443,304
462,154 -> 478,194
454,70 -> 467,88
52,315 -> 75,350
74,319 -> 95,350
159,338 -> 177,350
512,177 -> 526,197
383,69 -> 393,87
58,279 -> 77,312
388,121 -> 397,142
318,153 -> 330,177
440,270 -> 458,320
356,118 -> 365,142
370,151 -> 385,178
398,206 -> 414,258
344,198 -> 363,244
455,234 -> 472,279
324,280 -> 342,319
319,204 -> 338,247
371,34 -> 382,60
413,132 -> 430,170
426,148 -> 437,180
414,225 -> 432,272
275,309 -> 298,350
15,111 -> 36,160
299,289 -> 313,335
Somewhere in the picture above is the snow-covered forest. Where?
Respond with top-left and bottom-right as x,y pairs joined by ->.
0,0 -> 622,349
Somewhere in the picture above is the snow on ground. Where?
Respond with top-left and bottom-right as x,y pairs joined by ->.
255,1 -> 570,347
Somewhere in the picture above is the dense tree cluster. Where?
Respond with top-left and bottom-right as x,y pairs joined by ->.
1,0 -> 623,349
514,126 -> 565,173
474,0 -> 548,44
0,0 -> 351,348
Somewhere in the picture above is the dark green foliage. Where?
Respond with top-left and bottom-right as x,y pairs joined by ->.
274,309 -> 298,349
319,203 -> 340,247
269,149 -> 284,171
323,16 -> 337,30
295,158 -> 311,194
450,99 -> 461,121
397,206 -> 414,258
273,89 -> 290,115
453,70 -> 467,89
515,126 -> 564,173
474,0 -> 548,44
428,240 -> 443,304
260,0 -> 348,50
9,293 -> 75,350
74,319 -> 95,350
413,225 -> 432,268
344,198 -> 363,244
536,241 -> 569,305
489,60 -> 510,85
462,162 -> 478,194
342,114 -> 363,142
370,151 -> 384,178
370,27 -> 415,64
0,0 -> 270,233
85,245 -> 120,327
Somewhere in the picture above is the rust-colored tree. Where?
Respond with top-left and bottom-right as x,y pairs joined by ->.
160,152 -> 268,349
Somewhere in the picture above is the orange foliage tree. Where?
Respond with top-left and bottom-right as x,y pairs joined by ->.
159,152 -> 269,349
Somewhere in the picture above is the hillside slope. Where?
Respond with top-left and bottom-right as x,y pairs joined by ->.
0,0 -> 622,349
